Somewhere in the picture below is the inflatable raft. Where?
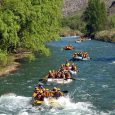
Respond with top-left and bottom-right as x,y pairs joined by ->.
32,97 -> 61,107
64,46 -> 73,50
75,39 -> 82,43
73,56 -> 90,61
47,78 -> 72,84
33,99 -> 44,106
69,70 -> 77,75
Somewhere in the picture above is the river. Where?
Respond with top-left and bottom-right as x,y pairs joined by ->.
0,36 -> 115,115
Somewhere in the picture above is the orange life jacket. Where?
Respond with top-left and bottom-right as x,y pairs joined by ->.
44,91 -> 50,98
67,73 -> 71,79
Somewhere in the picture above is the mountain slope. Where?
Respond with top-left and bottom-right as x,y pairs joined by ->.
62,0 -> 115,16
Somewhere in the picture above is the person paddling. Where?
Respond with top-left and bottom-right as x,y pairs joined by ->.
48,70 -> 54,78
44,88 -> 50,98
37,90 -> 44,101
33,87 -> 39,98
71,63 -> 77,71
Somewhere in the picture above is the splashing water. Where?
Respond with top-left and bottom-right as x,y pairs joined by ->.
0,93 -> 112,115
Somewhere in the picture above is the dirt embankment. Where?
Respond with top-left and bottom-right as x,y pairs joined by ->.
0,62 -> 21,77
0,51 -> 31,77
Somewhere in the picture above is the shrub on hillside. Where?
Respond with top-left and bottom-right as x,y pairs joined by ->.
61,13 -> 86,33
60,27 -> 83,37
95,29 -> 115,42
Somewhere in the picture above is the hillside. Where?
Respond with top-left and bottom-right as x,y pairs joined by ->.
62,0 -> 115,16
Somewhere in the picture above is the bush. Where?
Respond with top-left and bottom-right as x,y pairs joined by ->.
95,29 -> 115,42
0,50 -> 8,66
61,13 -> 86,33
60,27 -> 83,37
108,15 -> 115,28
24,53 -> 35,62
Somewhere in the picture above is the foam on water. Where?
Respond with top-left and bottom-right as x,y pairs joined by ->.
0,93 -> 113,115
112,61 -> 115,64
102,85 -> 109,88
0,93 -> 35,115
109,61 -> 115,64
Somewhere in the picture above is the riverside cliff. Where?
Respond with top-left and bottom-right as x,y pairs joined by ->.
62,0 -> 115,16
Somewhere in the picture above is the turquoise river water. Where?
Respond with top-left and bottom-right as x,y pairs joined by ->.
0,36 -> 115,115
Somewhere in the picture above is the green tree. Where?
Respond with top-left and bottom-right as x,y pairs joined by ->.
61,14 -> 86,33
0,0 -> 62,56
83,0 -> 107,35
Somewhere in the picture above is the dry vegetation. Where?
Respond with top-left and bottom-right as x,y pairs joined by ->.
95,29 -> 115,42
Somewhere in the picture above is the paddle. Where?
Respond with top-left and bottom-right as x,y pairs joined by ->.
70,77 -> 76,80
38,82 -> 44,86
62,90 -> 68,93
38,75 -> 48,83
39,78 -> 46,82
38,79 -> 47,84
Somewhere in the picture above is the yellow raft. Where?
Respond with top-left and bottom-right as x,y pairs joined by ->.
33,98 -> 60,107
33,99 -> 44,106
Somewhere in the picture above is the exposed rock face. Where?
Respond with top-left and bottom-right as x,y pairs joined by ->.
62,0 -> 115,16
62,0 -> 88,16
109,1 -> 115,15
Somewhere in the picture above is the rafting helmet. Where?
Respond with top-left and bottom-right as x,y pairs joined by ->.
35,87 -> 37,89
49,70 -> 52,73
39,90 -> 43,93
57,88 -> 60,91
35,87 -> 39,90
53,87 -> 57,90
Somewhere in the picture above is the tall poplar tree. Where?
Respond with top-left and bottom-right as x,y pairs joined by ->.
83,0 -> 107,35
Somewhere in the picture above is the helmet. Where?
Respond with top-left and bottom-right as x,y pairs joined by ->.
57,88 -> 60,91
49,70 -> 51,73
67,63 -> 70,66
35,87 -> 38,89
35,87 -> 39,90
53,87 -> 57,90
40,90 -> 43,93
61,64 -> 63,67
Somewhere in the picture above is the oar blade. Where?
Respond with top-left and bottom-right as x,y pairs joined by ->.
39,79 -> 43,82
71,77 -> 77,80
62,90 -> 68,93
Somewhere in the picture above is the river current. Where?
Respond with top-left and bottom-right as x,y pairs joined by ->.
0,36 -> 115,115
